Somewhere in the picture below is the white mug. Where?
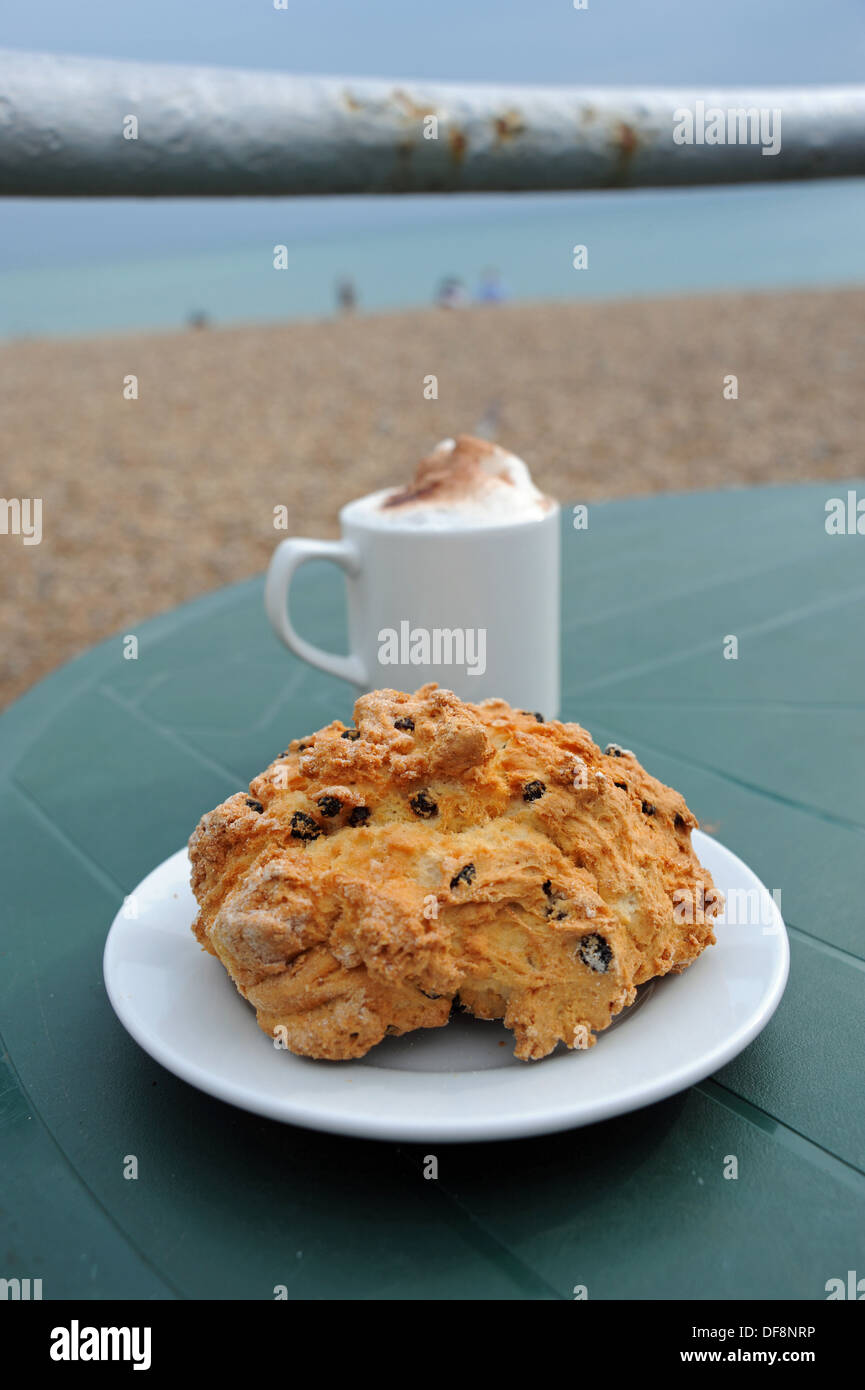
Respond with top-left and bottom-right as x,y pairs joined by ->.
265,497 -> 561,715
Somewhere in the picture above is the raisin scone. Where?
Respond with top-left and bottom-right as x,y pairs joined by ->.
189,686 -> 721,1061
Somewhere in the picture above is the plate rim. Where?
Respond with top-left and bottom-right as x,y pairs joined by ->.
103,831 -> 789,1142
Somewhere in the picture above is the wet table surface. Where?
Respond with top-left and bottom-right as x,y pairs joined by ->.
2,482 -> 863,1300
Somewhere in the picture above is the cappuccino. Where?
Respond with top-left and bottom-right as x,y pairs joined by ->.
345,435 -> 553,529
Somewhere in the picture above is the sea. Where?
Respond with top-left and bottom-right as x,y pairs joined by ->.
1,179 -> 864,339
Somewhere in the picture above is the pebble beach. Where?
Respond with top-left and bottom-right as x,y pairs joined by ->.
2,285 -> 864,709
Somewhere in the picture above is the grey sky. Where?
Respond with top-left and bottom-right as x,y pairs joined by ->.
3,0 -> 865,84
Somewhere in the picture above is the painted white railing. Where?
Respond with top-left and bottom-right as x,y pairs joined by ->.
1,49 -> 863,196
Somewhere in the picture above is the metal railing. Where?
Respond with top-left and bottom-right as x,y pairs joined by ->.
1,48 -> 864,196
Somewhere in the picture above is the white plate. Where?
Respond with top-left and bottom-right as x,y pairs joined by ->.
103,832 -> 788,1142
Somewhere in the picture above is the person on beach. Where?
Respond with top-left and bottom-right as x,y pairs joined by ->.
335,277 -> 357,315
436,276 -> 468,309
476,268 -> 507,304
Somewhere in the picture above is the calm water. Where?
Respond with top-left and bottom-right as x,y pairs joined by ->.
2,180 -> 864,338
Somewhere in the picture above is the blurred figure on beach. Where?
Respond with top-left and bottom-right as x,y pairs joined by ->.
436,276 -> 468,309
335,276 -> 357,315
476,268 -> 507,304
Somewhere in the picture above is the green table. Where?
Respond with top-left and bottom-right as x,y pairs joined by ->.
2,483 -> 863,1301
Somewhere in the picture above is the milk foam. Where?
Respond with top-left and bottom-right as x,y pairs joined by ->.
345,436 -> 553,529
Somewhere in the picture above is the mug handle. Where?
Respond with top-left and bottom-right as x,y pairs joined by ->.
265,537 -> 368,688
